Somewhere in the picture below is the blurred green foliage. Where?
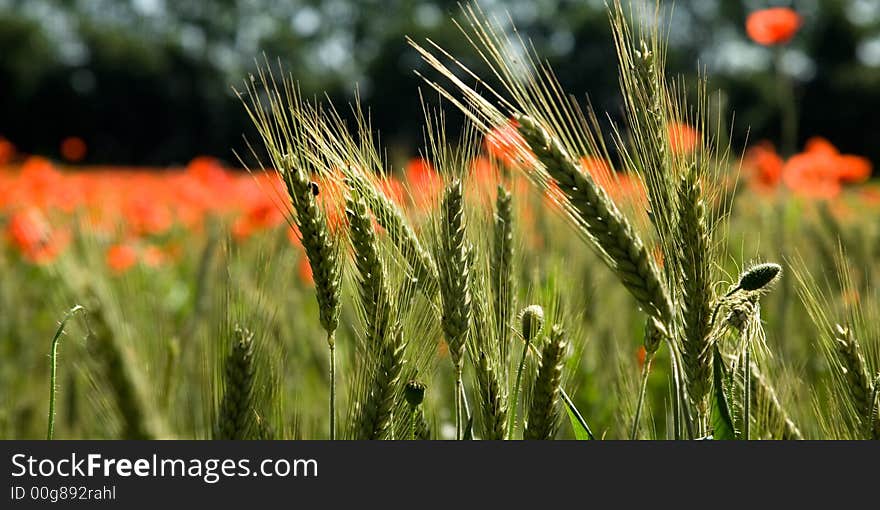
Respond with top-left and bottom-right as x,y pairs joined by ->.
0,0 -> 878,167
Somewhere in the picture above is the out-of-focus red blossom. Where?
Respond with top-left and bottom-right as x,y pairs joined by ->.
468,156 -> 500,205
485,119 -> 527,167
106,243 -> 138,273
581,156 -> 615,191
125,196 -> 173,235
579,156 -> 644,203
858,185 -> 880,207
377,176 -> 407,207
19,157 -> 63,209
6,208 -> 67,263
783,152 -> 842,199
470,156 -> 497,188
746,8 -> 802,46
405,157 -> 442,210
829,200 -> 854,222
668,123 -> 700,154
744,141 -> 785,193
0,137 -> 15,165
142,245 -> 166,268
782,137 -> 872,199
60,137 -> 87,162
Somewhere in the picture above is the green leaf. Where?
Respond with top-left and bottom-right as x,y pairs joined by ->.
711,345 -> 737,440
562,389 -> 594,440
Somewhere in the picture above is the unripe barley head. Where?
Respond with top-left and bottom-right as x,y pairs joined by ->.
520,305 -> 545,343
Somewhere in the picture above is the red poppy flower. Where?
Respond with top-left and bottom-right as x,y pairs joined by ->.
106,244 -> 138,274
142,245 -> 166,267
405,157 -> 442,210
485,119 -> 525,168
668,123 -> 700,154
744,141 -> 784,193
746,8 -> 801,46
6,208 -> 67,263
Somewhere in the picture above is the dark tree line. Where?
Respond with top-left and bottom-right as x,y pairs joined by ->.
1,0 -> 878,168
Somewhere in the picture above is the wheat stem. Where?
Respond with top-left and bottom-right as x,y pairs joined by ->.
630,354 -> 654,441
508,341 -> 530,439
329,336 -> 336,440
869,374 -> 879,440
454,364 -> 463,440
743,344 -> 751,441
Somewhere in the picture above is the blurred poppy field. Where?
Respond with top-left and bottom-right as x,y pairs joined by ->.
1,2 -> 879,441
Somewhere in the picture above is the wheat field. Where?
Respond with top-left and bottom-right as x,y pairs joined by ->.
1,1 -> 878,441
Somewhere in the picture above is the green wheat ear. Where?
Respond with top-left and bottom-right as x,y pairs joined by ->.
516,116 -> 672,323
435,178 -> 473,439
833,325 -> 875,436
85,296 -> 165,439
282,157 -> 343,338
437,179 -> 472,367
215,327 -> 257,440
492,184 -> 515,365
524,325 -> 567,440
354,325 -> 406,440
347,173 -> 438,295
476,351 -> 508,440
675,165 -> 714,430
346,192 -> 392,349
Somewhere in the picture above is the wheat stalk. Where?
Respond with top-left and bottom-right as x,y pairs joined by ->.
509,304 -> 544,439
435,179 -> 472,439
47,305 -> 85,440
631,316 -> 666,439
238,67 -> 343,438
675,165 -> 714,433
